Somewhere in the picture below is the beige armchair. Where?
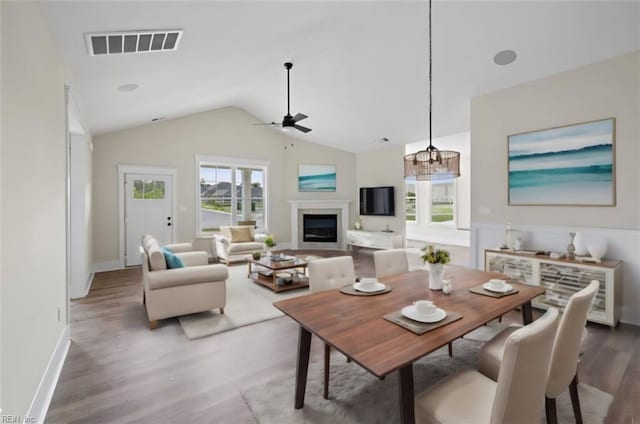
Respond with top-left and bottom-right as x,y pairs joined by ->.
214,225 -> 266,264
477,280 -> 599,423
140,235 -> 228,329
415,308 -> 560,423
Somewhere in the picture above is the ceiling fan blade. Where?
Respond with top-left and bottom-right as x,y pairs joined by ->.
294,124 -> 312,133
293,113 -> 308,122
252,122 -> 278,126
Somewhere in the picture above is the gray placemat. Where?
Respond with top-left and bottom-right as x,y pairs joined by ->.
469,284 -> 519,298
340,284 -> 391,296
383,310 -> 462,335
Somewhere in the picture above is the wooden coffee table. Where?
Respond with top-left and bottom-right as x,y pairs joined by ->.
247,255 -> 309,293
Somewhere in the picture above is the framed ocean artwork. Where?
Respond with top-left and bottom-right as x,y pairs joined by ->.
298,164 -> 336,192
508,118 -> 615,206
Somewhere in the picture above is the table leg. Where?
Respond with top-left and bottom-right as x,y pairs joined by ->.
522,301 -> 533,324
398,364 -> 415,424
295,326 -> 312,409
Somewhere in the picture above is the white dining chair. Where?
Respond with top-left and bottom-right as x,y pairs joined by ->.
415,308 -> 560,423
373,248 -> 409,278
477,280 -> 599,424
308,256 -> 357,399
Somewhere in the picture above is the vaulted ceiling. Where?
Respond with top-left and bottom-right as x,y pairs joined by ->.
42,1 -> 639,152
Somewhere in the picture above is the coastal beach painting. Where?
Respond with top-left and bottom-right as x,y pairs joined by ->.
298,164 -> 336,192
508,118 -> 615,205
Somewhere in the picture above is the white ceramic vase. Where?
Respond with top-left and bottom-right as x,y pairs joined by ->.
573,231 -> 588,256
587,238 -> 607,261
428,263 -> 444,291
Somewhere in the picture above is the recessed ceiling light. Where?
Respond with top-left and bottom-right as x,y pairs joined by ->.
493,50 -> 517,66
117,83 -> 139,92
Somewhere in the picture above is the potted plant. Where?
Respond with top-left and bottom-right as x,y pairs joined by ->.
421,245 -> 450,290
264,234 -> 276,256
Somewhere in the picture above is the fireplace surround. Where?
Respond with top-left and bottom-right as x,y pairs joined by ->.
289,200 -> 350,250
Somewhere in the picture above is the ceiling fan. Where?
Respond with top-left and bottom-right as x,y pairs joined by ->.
255,62 -> 311,133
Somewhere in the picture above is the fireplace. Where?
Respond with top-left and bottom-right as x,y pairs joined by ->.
289,200 -> 350,250
303,214 -> 338,243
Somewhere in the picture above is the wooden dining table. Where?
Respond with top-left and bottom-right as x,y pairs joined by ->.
273,265 -> 546,424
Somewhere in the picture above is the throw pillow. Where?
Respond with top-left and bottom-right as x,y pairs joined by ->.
229,226 -> 252,243
162,246 -> 184,269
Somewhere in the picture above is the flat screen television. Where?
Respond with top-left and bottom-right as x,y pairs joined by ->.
359,186 -> 395,216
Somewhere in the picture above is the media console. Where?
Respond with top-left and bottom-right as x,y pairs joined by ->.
347,230 -> 402,250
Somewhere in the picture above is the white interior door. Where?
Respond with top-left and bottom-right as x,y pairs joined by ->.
125,173 -> 174,266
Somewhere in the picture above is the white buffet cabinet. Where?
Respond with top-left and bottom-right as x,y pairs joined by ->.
484,249 -> 622,327
347,230 -> 402,250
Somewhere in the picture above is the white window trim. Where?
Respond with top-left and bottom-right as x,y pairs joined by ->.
405,179 -> 457,227
195,154 -> 269,236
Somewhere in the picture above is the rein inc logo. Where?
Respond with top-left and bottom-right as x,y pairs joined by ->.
0,410 -> 36,424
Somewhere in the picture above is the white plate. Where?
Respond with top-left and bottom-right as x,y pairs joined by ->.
354,281 -> 386,293
401,305 -> 447,323
483,282 -> 514,293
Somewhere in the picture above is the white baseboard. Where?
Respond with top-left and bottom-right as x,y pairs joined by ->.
26,325 -> 70,424
93,260 -> 123,273
71,272 -> 94,299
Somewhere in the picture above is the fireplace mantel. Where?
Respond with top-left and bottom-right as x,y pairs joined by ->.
289,200 -> 350,250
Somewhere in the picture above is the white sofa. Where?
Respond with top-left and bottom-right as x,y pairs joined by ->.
140,235 -> 228,329
214,225 -> 266,264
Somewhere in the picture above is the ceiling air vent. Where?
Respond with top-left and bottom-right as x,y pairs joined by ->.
86,30 -> 183,56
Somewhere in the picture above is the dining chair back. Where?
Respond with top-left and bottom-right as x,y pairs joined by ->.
491,307 -> 560,423
478,280 -> 599,423
414,308 -> 559,424
308,256 -> 356,293
373,249 -> 409,278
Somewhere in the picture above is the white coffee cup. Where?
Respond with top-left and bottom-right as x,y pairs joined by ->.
359,278 -> 377,290
414,300 -> 437,315
489,279 -> 506,289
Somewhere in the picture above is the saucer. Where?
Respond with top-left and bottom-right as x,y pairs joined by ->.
483,282 -> 514,293
401,305 -> 447,323
354,281 -> 386,293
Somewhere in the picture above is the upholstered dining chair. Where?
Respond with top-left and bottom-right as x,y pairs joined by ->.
373,248 -> 409,278
477,280 -> 599,424
415,308 -> 560,424
308,256 -> 357,399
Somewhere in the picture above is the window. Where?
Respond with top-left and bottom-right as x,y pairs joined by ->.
133,179 -> 165,199
405,179 -> 416,222
197,157 -> 267,233
431,179 -> 455,223
405,178 -> 455,225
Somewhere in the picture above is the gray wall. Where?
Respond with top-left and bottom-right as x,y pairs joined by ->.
1,2 -> 69,416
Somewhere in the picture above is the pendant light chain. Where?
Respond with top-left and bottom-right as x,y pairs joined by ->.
428,0 -> 432,150
402,0 -> 461,180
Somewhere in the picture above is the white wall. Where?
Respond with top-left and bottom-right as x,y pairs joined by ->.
470,51 -> 640,324
92,107 -> 357,267
70,133 -> 93,298
355,145 -> 405,236
1,1 -> 69,417
405,132 -> 471,246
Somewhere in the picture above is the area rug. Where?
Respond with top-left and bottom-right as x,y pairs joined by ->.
178,264 -> 309,339
242,332 -> 613,424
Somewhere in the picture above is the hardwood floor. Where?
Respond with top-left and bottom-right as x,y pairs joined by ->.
47,250 -> 639,423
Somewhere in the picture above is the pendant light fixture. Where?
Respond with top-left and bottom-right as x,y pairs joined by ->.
403,0 -> 460,180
